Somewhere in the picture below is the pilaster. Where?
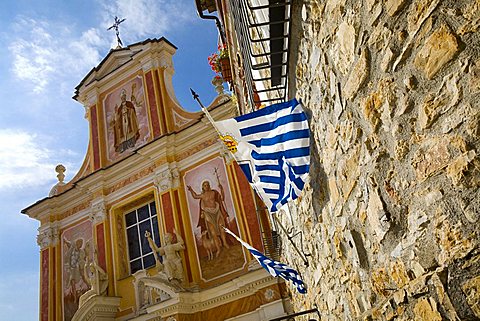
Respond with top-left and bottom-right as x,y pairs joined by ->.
37,223 -> 60,321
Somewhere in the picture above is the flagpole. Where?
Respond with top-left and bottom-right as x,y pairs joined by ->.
190,89 -> 310,267
190,88 -> 224,138
190,88 -> 278,253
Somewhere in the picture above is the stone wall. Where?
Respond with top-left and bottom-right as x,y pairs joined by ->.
280,0 -> 480,320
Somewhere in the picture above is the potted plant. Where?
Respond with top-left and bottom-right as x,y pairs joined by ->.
208,44 -> 232,82
211,74 -> 224,95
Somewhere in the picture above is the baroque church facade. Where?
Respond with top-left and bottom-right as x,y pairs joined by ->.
22,38 -> 290,321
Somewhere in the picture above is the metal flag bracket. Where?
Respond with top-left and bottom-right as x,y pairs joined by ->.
272,212 -> 311,267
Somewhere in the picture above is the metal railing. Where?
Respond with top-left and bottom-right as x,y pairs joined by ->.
229,0 -> 292,112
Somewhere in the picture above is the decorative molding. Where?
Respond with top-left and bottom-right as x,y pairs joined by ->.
106,165 -> 156,194
172,111 -> 191,129
176,138 -> 218,163
154,164 -> 180,192
37,223 -> 60,249
56,199 -> 92,221
141,59 -> 155,72
90,199 -> 107,224
79,91 -> 98,119
219,143 -> 235,164
71,295 -> 121,321
132,269 -> 184,316
157,52 -> 174,72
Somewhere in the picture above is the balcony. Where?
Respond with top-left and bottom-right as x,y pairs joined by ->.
229,0 -> 292,111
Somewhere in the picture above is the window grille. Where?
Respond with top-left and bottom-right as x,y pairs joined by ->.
125,201 -> 160,274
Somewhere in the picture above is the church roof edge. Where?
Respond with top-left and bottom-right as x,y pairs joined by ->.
72,37 -> 177,101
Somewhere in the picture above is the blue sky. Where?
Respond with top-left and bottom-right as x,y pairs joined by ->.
0,1 -> 220,320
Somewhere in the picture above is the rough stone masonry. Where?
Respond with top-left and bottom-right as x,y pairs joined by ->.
278,0 -> 480,320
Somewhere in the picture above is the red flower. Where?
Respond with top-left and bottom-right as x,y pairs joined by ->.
207,44 -> 229,74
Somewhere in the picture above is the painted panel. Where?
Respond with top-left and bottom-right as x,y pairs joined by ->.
52,250 -> 56,321
174,190 -> 193,282
62,220 -> 93,321
96,223 -> 106,271
90,105 -> 100,170
103,75 -> 151,162
234,162 -> 263,251
40,248 -> 49,321
184,156 -> 245,281
161,192 -> 175,232
144,71 -> 161,137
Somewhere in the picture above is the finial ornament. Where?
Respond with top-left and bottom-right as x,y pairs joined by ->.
49,164 -> 66,196
107,16 -> 126,48
55,164 -> 66,183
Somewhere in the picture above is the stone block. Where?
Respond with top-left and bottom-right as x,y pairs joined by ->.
390,260 -> 410,288
407,209 -> 429,235
395,140 -> 409,159
417,74 -> 461,130
407,0 -> 441,36
430,273 -> 460,320
363,91 -> 382,132
393,289 -> 406,305
468,59 -> 480,92
385,0 -> 407,16
367,187 -> 391,242
334,21 -> 356,75
412,137 -> 451,180
328,177 -> 341,207
403,75 -> 416,91
414,25 -> 460,79
371,267 -> 392,297
368,25 -> 393,51
435,215 -> 476,266
339,147 -> 360,199
446,150 -> 476,186
407,276 -> 429,297
459,0 -> 480,35
344,48 -> 370,100
463,201 -> 479,223
381,47 -> 395,72
413,297 -> 442,321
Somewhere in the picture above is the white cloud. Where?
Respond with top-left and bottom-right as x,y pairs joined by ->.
100,0 -> 194,41
0,129 -> 78,190
8,17 -> 107,93
8,1 -> 196,93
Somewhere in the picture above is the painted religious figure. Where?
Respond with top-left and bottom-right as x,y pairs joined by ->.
62,220 -> 93,321
104,76 -> 150,162
186,179 -> 230,258
113,86 -> 140,153
184,157 -> 246,281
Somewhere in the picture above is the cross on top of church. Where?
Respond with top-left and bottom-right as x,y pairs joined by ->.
107,16 -> 126,48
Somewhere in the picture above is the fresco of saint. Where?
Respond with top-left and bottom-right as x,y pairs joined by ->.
103,76 -> 150,162
184,157 -> 246,281
113,85 -> 140,153
62,220 -> 93,321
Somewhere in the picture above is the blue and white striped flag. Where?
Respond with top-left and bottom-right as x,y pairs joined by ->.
224,228 -> 307,294
215,99 -> 310,212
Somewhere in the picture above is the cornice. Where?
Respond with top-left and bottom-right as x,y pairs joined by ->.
147,269 -> 277,316
71,295 -> 122,321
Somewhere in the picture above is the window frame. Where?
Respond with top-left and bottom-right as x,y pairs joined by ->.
123,200 -> 161,275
